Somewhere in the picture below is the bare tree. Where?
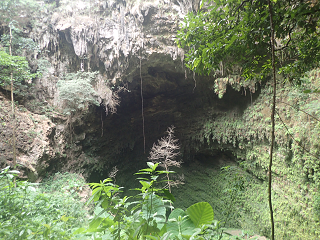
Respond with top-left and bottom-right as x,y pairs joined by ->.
148,126 -> 183,193
108,166 -> 119,183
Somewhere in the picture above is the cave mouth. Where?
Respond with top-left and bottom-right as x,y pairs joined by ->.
191,150 -> 237,168
75,63 -> 259,186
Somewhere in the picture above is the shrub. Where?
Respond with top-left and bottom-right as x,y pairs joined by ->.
57,71 -> 100,115
0,167 -> 89,239
314,192 -> 320,222
73,162 -> 225,239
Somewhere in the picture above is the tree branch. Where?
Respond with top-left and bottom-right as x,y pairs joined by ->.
233,0 -> 250,15
279,101 -> 320,122
275,25 -> 295,51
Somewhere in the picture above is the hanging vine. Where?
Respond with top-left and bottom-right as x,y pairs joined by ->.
140,48 -> 146,153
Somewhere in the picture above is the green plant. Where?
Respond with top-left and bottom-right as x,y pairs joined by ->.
0,167 -> 89,239
0,49 -> 36,89
314,192 -> 320,222
74,162 -> 221,239
57,71 -> 100,116
1,26 -> 40,56
40,172 -> 88,198
177,0 -> 320,82
188,79 -> 320,238
218,166 -> 245,239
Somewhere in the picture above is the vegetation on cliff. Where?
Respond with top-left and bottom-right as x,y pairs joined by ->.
1,0 -> 320,239
177,0 -> 320,239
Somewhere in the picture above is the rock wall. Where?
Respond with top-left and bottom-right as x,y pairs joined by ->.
1,0 -> 213,177
30,0 -> 201,102
1,1 -> 320,238
0,91 -> 65,180
8,0 -> 255,179
0,0 -> 255,184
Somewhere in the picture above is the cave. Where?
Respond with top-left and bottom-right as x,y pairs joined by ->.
2,0 -> 319,237
64,59 -> 258,186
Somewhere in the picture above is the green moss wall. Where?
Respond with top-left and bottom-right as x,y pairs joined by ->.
180,70 -> 320,239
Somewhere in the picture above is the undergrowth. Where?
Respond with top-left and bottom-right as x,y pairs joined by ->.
0,163 -> 258,239
0,168 -> 89,239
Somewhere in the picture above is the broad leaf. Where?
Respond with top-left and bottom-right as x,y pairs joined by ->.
186,202 -> 214,227
162,189 -> 176,202
89,217 -> 103,230
167,208 -> 196,238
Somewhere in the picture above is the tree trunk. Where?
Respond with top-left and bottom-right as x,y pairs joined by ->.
268,1 -> 276,239
9,25 -> 17,170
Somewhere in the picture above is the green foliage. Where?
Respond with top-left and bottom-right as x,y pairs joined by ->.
0,0 -> 40,23
0,50 -> 36,87
40,171 -> 88,198
174,162 -> 248,227
57,71 -> 100,115
0,47 -> 38,99
74,162 -> 222,239
186,202 -> 214,227
314,193 -> 320,222
1,25 -> 40,56
0,2 -> 44,98
177,0 -> 320,82
0,162 -> 269,239
0,23 -> 41,98
0,167 -> 89,239
188,72 -> 320,238
36,58 -> 51,75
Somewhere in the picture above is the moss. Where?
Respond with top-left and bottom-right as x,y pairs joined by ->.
188,71 -> 320,239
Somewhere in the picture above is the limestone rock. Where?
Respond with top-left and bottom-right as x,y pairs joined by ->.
0,92 -> 64,180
